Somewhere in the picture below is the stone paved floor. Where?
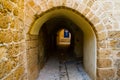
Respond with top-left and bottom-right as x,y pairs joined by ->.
37,53 -> 91,80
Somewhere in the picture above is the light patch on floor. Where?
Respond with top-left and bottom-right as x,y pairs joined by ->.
37,54 -> 91,80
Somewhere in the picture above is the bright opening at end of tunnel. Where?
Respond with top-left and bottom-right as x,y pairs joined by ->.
30,7 -> 97,80
57,29 -> 71,46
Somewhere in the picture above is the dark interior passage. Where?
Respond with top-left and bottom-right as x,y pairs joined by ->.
38,17 -> 84,65
37,17 -> 90,80
30,9 -> 96,79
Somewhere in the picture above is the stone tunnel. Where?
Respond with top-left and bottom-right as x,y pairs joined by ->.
29,8 -> 96,80
0,0 -> 120,80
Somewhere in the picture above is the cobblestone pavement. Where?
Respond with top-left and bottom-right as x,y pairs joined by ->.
37,52 -> 91,80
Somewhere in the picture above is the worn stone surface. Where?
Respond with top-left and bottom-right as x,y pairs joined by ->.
90,16 -> 100,25
1,0 -> 15,12
109,40 -> 120,49
26,35 -> 40,80
95,23 -> 105,32
98,32 -> 107,41
10,18 -> 22,29
0,15 -> 12,29
97,69 -> 115,80
117,69 -> 120,77
0,0 -> 26,80
13,30 -> 24,42
87,0 -> 94,7
0,30 -> 13,43
37,56 -> 91,80
108,31 -> 120,39
12,65 -> 25,80
82,7 -> 90,16
0,46 -> 7,59
86,11 -> 94,19
115,59 -> 120,69
8,44 -> 20,57
97,49 -> 111,58
27,40 -> 38,49
98,41 -> 107,48
0,0 -> 120,80
97,59 -> 112,68
117,52 -> 120,57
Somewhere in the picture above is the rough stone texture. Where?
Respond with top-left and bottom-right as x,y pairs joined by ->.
97,69 -> 115,80
82,7 -> 90,16
108,31 -> 120,39
117,52 -> 120,57
0,0 -> 120,80
97,49 -> 111,58
8,65 -> 24,80
98,41 -> 107,48
117,69 -> 120,77
98,32 -> 106,41
8,44 -> 20,57
13,30 -> 24,42
26,34 -> 40,80
18,0 -> 120,80
90,16 -> 100,25
108,40 -> 120,49
0,0 -> 26,80
10,18 -> 23,30
37,57 -> 91,80
95,23 -> 105,32
0,30 -> 13,43
115,59 -> 120,69
0,46 -> 7,60
0,15 -> 12,29
97,59 -> 112,68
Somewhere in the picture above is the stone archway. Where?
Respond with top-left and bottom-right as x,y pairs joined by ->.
25,1 -> 119,80
1,0 -> 120,80
29,6 -> 97,80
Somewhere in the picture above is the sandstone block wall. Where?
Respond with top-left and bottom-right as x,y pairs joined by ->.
26,34 -> 39,80
0,0 -> 27,80
24,0 -> 120,80
0,0 -> 120,80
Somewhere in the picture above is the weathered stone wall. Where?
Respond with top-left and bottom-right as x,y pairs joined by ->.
0,0 -> 120,80
24,0 -> 120,80
74,28 -> 83,58
0,0 -> 27,80
26,34 -> 39,80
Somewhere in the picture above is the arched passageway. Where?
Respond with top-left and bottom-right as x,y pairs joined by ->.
30,7 -> 97,80
38,17 -> 83,58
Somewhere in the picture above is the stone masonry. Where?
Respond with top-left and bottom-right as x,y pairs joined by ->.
0,0 -> 27,80
0,0 -> 120,80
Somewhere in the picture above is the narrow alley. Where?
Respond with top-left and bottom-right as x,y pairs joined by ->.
37,51 -> 91,80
